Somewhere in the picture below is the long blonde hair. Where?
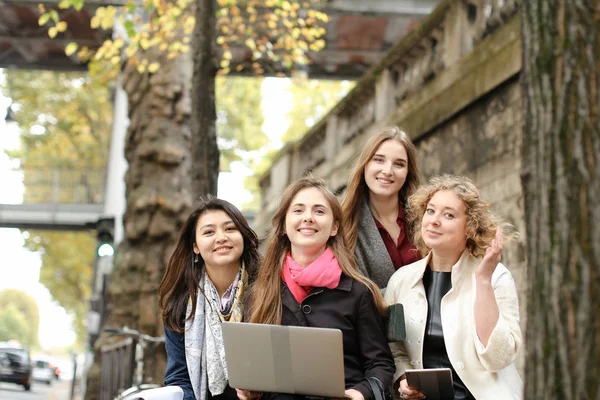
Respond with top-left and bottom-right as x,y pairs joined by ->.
407,174 -> 517,257
247,177 -> 387,325
341,126 -> 421,251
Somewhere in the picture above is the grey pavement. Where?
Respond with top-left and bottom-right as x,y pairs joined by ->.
0,379 -> 74,400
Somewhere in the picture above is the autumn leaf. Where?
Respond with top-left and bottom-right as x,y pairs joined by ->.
56,21 -> 68,32
148,62 -> 160,73
65,42 -> 78,56
38,13 -> 50,26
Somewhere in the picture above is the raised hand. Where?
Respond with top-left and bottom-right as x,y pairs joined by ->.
476,228 -> 503,281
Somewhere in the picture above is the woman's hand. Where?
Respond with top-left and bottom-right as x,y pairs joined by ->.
344,389 -> 365,400
476,228 -> 503,281
398,378 -> 425,399
235,389 -> 262,400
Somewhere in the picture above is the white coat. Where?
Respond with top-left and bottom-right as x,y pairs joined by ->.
384,249 -> 523,400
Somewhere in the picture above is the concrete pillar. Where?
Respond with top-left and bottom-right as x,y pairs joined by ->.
103,78 -> 128,244
325,116 -> 339,158
375,69 -> 393,121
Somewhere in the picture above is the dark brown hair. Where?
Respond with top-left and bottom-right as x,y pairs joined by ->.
158,196 -> 261,332
247,177 -> 387,325
341,126 -> 421,251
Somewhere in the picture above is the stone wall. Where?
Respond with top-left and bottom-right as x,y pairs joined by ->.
255,0 -> 526,369
415,77 -> 526,368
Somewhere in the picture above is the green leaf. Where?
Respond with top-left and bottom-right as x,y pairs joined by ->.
58,0 -> 70,9
72,0 -> 84,11
124,20 -> 136,38
49,10 -> 59,23
38,13 -> 51,26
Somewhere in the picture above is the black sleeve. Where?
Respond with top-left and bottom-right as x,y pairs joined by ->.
163,326 -> 195,400
352,289 -> 396,400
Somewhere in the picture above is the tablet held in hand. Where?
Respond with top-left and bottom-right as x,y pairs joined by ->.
405,368 -> 454,400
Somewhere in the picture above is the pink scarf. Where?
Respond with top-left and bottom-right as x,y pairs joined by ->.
281,247 -> 343,304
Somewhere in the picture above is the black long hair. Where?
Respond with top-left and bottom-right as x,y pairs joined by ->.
158,196 -> 261,332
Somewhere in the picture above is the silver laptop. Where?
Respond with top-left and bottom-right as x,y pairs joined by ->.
221,322 -> 346,398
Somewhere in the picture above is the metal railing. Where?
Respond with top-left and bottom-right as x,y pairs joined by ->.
100,338 -> 136,400
3,167 -> 106,205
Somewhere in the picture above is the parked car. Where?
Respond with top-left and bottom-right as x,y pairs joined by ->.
49,362 -> 61,380
32,359 -> 54,385
0,343 -> 33,390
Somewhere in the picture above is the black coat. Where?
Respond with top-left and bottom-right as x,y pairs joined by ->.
280,274 -> 395,400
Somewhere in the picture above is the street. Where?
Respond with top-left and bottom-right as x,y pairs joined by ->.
0,379 -> 73,400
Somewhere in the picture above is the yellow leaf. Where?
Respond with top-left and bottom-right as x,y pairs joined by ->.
125,46 -> 137,58
38,13 -> 50,26
159,42 -> 168,51
140,39 -> 150,49
137,63 -> 146,73
111,56 -> 121,65
223,50 -> 232,60
48,27 -> 58,38
180,45 -> 190,53
56,21 -> 67,32
90,16 -> 100,29
65,42 -> 78,56
220,59 -> 230,68
216,36 -> 226,45
148,62 -> 160,73
245,38 -> 255,49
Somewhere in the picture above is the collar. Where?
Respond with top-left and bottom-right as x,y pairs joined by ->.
409,248 -> 474,288
335,274 -> 353,292
373,205 -> 406,230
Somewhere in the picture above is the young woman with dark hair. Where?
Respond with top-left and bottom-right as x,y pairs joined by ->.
238,177 -> 394,400
158,197 -> 261,400
341,126 -> 422,289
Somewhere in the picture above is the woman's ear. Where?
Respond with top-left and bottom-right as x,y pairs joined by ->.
330,221 -> 339,237
193,243 -> 199,254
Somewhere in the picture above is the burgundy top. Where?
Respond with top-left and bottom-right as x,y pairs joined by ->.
374,207 -> 420,269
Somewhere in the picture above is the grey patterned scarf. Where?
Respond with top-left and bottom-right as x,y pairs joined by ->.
184,265 -> 247,400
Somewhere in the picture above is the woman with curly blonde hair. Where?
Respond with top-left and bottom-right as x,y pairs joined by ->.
385,174 -> 523,400
341,126 -> 421,289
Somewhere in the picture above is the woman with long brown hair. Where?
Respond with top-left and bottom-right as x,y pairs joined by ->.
158,197 -> 261,400
242,177 -> 394,400
341,126 -> 421,289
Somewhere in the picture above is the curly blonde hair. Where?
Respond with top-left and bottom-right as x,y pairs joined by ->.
406,174 -> 517,257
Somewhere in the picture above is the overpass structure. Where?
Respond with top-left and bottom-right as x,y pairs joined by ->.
0,0 -> 439,78
0,167 -> 107,230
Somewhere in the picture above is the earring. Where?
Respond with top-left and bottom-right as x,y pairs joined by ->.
194,254 -> 199,265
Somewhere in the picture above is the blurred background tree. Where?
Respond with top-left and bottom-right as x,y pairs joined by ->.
0,289 -> 40,348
